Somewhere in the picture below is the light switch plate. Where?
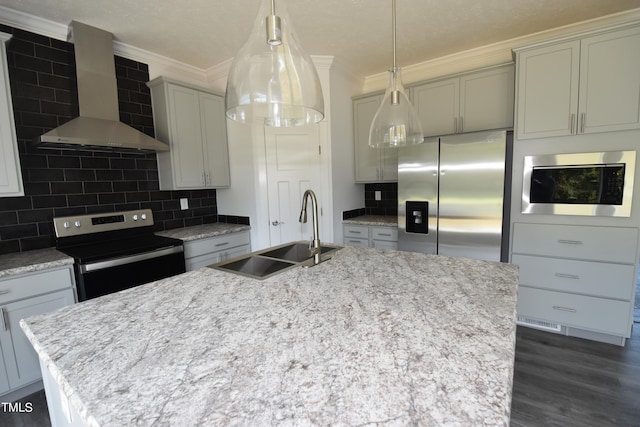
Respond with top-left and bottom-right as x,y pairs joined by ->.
375,191 -> 382,201
180,198 -> 189,210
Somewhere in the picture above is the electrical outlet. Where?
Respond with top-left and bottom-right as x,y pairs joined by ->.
375,191 -> 382,201
180,198 -> 189,210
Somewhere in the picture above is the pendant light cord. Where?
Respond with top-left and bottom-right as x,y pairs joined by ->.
271,0 -> 276,15
392,0 -> 397,70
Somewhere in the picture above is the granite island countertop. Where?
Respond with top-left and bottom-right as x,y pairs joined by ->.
21,246 -> 518,426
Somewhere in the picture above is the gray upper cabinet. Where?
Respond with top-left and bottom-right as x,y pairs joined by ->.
0,32 -> 23,198
515,24 -> 640,140
353,94 -> 398,183
410,64 -> 514,138
148,77 -> 230,190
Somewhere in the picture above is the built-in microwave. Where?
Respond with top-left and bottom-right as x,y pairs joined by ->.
522,150 -> 636,217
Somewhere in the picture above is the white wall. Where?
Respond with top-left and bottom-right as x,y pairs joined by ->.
327,61 -> 365,244
216,121 -> 270,250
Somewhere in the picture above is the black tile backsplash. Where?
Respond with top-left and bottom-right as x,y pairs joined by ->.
364,182 -> 398,216
0,25 -> 244,255
342,183 -> 398,219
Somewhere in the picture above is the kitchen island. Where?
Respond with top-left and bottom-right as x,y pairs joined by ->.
21,246 -> 518,426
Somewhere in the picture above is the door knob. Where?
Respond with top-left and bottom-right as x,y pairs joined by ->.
272,220 -> 285,226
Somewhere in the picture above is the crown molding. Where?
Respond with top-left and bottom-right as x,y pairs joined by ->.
362,8 -> 640,94
0,6 -> 67,40
0,5 -> 210,86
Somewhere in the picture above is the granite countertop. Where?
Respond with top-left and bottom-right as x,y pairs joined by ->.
156,222 -> 250,241
21,246 -> 518,426
0,247 -> 74,279
343,215 -> 398,226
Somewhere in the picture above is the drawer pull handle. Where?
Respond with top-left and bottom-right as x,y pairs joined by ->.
0,290 -> 10,295
215,242 -> 230,247
553,305 -> 576,313
555,273 -> 579,280
377,233 -> 392,237
348,240 -> 362,243
558,239 -> 583,245
349,231 -> 362,234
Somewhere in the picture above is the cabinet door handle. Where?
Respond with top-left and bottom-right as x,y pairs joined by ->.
558,239 -> 583,245
1,308 -> 7,331
580,112 -> 586,134
555,273 -> 579,280
214,242 -> 229,247
0,289 -> 10,295
553,305 -> 576,313
570,113 -> 576,134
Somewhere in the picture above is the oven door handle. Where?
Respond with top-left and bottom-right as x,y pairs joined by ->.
79,246 -> 184,273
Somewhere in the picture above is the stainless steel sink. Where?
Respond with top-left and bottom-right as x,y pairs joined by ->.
210,241 -> 343,280
260,242 -> 340,262
213,256 -> 297,279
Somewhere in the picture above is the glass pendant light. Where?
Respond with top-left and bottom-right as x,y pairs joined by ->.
225,0 -> 324,127
369,0 -> 424,147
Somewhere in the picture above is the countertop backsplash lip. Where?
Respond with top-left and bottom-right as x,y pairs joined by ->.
156,222 -> 250,241
342,215 -> 398,227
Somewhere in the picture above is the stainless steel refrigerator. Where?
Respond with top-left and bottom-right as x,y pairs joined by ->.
398,130 -> 511,262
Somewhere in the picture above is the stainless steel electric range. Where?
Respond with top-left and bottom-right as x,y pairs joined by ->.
53,209 -> 186,301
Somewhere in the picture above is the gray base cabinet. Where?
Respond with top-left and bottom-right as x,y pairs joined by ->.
0,266 -> 76,398
511,223 -> 638,345
343,224 -> 398,250
184,231 -> 251,271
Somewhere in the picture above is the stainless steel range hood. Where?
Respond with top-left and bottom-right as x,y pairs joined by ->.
37,21 -> 168,152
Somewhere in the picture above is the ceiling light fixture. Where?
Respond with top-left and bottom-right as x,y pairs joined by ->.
225,0 -> 324,127
369,0 -> 424,147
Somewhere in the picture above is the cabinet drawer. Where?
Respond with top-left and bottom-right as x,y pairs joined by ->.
343,225 -> 369,239
371,227 -> 398,242
512,223 -> 638,263
184,231 -> 250,259
517,286 -> 631,336
344,238 -> 369,247
513,254 -> 635,300
0,267 -> 74,305
372,240 -> 398,250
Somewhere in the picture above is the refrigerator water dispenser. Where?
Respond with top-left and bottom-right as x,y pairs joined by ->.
406,201 -> 428,234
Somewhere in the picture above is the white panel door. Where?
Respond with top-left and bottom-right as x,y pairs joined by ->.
265,126 -> 322,246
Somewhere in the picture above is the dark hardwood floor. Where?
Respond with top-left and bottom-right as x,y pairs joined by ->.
511,324 -> 640,427
2,282 -> 639,427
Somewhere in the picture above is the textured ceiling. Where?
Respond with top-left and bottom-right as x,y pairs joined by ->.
1,0 -> 640,77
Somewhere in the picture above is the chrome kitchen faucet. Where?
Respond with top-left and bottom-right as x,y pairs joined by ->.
299,189 -> 321,265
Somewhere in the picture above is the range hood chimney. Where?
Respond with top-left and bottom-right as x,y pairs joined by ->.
37,21 -> 168,152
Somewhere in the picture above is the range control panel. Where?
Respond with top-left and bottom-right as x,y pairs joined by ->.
53,209 -> 155,238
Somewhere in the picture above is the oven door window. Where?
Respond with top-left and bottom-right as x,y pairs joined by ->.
530,164 -> 625,205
